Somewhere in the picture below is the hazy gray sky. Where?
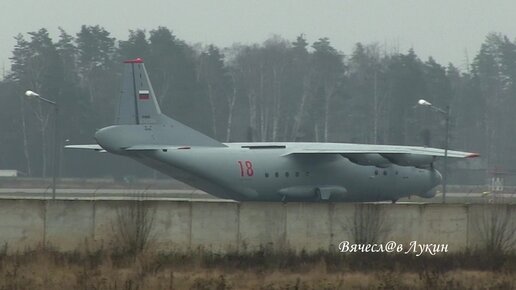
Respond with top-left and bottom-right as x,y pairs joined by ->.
1,0 -> 515,71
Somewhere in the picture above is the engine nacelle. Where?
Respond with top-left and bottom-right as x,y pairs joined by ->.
381,153 -> 435,167
343,153 -> 391,168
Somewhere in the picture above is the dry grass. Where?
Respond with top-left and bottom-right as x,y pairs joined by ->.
0,248 -> 514,290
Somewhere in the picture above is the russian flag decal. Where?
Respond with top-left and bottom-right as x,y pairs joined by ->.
139,90 -> 150,100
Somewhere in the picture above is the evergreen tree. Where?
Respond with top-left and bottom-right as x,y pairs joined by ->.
118,29 -> 149,61
385,49 -> 425,144
310,37 -> 345,142
8,29 -> 62,177
76,25 -> 117,126
147,27 -> 206,132
288,34 -> 311,141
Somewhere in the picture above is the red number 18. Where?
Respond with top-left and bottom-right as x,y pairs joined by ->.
238,160 -> 254,177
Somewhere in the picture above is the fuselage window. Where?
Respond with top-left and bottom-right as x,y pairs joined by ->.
265,173 -> 269,178
295,172 -> 300,177
275,172 -> 279,178
305,171 -> 310,177
285,172 -> 289,178
383,170 -> 387,176
374,170 -> 379,176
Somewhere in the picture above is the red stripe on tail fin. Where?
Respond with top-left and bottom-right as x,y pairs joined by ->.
124,57 -> 144,63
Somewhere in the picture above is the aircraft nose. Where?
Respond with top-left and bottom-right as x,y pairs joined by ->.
418,169 -> 442,198
432,169 -> 443,186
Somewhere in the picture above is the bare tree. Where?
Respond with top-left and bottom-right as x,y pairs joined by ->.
347,204 -> 390,244
476,204 -> 516,253
112,196 -> 157,255
290,78 -> 311,141
225,73 -> 238,141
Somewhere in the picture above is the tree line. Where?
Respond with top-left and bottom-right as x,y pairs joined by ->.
1,26 -> 514,183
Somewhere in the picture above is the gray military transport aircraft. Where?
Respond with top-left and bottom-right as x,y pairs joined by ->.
66,58 -> 479,202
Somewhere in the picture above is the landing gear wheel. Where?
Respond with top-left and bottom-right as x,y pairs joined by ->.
315,188 -> 322,201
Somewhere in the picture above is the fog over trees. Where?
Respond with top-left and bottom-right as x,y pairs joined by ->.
1,26 -> 515,184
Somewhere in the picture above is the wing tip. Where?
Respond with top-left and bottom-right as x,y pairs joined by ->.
123,57 -> 144,64
466,153 -> 480,158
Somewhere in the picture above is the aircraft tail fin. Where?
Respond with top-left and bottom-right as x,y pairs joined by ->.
111,58 -> 225,147
116,58 -> 162,125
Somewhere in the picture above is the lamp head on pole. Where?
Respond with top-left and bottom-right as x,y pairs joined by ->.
417,99 -> 432,106
25,90 -> 40,98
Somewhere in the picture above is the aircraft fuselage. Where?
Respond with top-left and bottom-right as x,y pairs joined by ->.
65,59 -> 469,203
118,142 -> 441,202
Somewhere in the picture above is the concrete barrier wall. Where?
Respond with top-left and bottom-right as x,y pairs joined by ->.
0,199 -> 514,253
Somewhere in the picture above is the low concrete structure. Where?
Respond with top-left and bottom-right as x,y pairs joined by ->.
0,199 -> 514,253
0,170 -> 19,177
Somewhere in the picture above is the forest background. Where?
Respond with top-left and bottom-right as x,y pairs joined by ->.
1,26 -> 513,184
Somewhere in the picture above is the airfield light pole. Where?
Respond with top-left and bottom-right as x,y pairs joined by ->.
417,99 -> 450,203
25,90 -> 59,200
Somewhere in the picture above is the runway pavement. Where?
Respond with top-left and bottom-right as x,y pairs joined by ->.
0,187 -> 514,203
0,188 -> 229,201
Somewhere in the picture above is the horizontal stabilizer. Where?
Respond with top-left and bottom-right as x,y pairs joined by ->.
124,145 -> 192,151
65,144 -> 106,152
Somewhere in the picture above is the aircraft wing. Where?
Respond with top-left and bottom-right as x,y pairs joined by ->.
282,145 -> 479,167
65,144 -> 192,152
282,146 -> 479,158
